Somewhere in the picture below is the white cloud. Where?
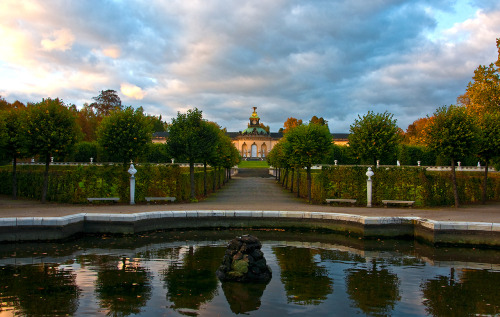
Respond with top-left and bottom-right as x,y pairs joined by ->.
121,83 -> 145,100
102,46 -> 121,59
41,28 -> 75,51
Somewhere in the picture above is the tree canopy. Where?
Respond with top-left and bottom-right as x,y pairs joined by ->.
424,105 -> 478,207
348,111 -> 400,165
90,89 -> 123,116
97,106 -> 153,164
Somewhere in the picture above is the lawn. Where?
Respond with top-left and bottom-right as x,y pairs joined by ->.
238,160 -> 270,168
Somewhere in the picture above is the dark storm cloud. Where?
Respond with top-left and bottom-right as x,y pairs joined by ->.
1,0 -> 500,132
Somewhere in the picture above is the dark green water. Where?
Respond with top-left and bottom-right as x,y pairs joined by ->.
1,229 -> 500,316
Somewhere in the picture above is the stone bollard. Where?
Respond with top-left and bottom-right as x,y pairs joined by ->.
376,160 -> 380,167
418,161 -> 421,167
128,162 -> 137,205
334,160 -> 338,166
366,167 -> 374,208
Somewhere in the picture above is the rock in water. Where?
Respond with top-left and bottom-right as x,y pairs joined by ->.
216,235 -> 272,283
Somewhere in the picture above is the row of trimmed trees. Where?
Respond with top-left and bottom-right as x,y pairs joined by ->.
269,39 -> 500,208
0,98 -> 238,203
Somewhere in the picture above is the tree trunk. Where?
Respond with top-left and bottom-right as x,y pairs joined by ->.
296,168 -> 301,198
482,161 -> 489,204
307,166 -> 312,203
12,154 -> 17,200
290,169 -> 294,192
189,161 -> 195,200
42,155 -> 50,203
212,167 -> 216,192
203,162 -> 207,196
451,158 -> 459,208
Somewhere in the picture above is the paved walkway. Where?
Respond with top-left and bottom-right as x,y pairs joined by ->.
0,169 -> 499,223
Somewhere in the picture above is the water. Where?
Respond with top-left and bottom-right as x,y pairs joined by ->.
1,229 -> 500,316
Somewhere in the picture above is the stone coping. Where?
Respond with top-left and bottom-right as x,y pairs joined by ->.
2,210 -> 500,246
1,210 -> 499,231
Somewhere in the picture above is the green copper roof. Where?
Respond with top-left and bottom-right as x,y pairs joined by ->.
242,127 -> 268,135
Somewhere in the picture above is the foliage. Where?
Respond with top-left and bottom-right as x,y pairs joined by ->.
145,142 -> 171,163
348,111 -> 400,165
281,117 -> 303,134
424,105 -> 478,207
324,144 -> 359,165
402,117 -> 429,145
0,164 -> 225,203
90,89 -> 122,116
97,106 -> 153,164
309,115 -> 328,128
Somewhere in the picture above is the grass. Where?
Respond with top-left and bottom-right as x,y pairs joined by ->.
238,160 -> 269,168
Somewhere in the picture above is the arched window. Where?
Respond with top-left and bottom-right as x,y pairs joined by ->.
251,143 -> 257,157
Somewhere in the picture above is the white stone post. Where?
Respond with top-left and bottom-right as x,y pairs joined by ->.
90,157 -> 94,164
366,167 -> 374,208
396,160 -> 400,166
334,160 -> 338,166
128,162 -> 137,205
376,160 -> 380,167
417,161 -> 421,167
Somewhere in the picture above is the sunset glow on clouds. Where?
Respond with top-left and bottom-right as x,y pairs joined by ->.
1,0 -> 499,132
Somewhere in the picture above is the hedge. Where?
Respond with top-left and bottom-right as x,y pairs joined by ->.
278,166 -> 500,206
0,164 -> 225,203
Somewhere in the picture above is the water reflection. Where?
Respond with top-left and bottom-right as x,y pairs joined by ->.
273,247 -> 333,305
0,230 -> 500,316
0,263 -> 80,315
221,281 -> 268,314
162,246 -> 225,315
89,255 -> 152,316
421,268 -> 500,316
346,258 -> 401,316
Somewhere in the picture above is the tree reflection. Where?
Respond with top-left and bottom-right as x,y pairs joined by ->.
273,247 -> 333,305
221,281 -> 268,314
421,268 -> 500,316
95,256 -> 152,317
162,246 -> 225,315
346,258 -> 401,316
0,264 -> 80,316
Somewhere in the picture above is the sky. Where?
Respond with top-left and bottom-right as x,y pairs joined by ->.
1,0 -> 500,133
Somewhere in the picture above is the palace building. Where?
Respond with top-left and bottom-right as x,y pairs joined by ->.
227,107 -> 282,159
152,107 -> 349,155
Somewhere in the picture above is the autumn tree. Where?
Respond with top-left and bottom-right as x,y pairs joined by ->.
348,111 -> 400,165
24,98 -> 82,203
90,89 -> 122,116
0,105 -> 27,199
403,117 -> 429,145
97,106 -> 153,164
424,105 -> 478,208
281,117 -> 303,134
459,38 -> 500,114
285,123 -> 332,202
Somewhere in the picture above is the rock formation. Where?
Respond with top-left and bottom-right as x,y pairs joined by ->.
216,235 -> 272,283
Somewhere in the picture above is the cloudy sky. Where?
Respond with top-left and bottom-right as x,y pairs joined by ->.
1,0 -> 499,132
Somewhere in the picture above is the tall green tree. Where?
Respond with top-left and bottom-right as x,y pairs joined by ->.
476,111 -> 500,204
0,105 -> 27,199
285,123 -> 332,203
424,105 -> 478,208
348,111 -> 400,165
166,108 -> 208,200
24,98 -> 82,203
97,106 -> 153,164
199,121 -> 222,195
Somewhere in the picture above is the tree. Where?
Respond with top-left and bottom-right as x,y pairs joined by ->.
199,121 -> 222,195
285,123 -> 332,202
282,117 -> 303,134
424,105 -> 478,208
97,106 -> 153,164
90,89 -> 122,116
166,108 -> 210,200
0,105 -> 27,199
476,111 -> 500,204
403,117 -> 429,145
348,111 -> 400,165
24,98 -> 82,203
309,115 -> 328,128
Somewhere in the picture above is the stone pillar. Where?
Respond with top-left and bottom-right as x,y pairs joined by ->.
128,163 -> 137,205
366,167 -> 374,208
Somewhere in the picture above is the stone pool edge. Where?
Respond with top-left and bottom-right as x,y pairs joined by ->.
1,210 -> 499,247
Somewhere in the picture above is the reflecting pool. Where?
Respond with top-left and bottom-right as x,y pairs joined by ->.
1,229 -> 500,316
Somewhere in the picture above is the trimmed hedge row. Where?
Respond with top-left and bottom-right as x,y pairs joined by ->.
0,164 -> 225,203
279,166 -> 500,206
